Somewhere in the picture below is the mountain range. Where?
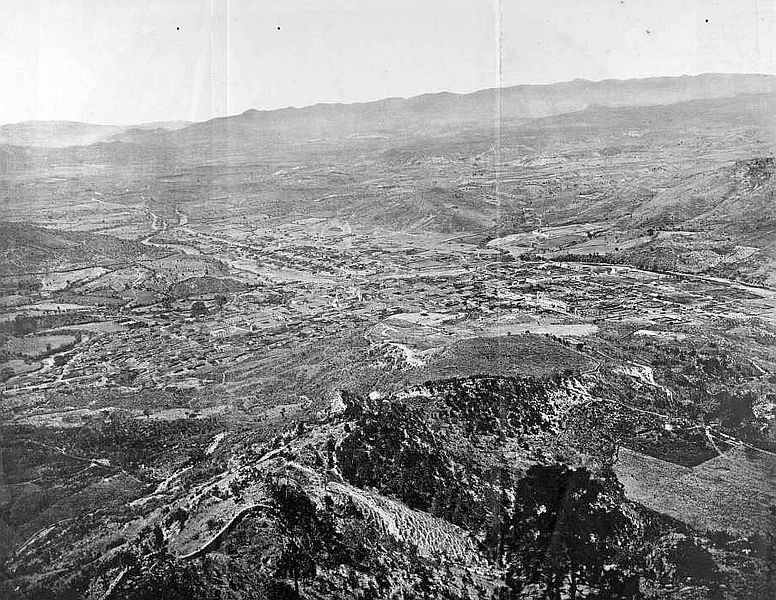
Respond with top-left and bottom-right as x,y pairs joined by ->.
2,73 -> 773,149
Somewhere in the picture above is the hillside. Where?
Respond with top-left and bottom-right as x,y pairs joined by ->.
0,223 -> 164,277
4,369 -> 773,599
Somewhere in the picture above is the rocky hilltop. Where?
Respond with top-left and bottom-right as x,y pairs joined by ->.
4,368 -> 773,599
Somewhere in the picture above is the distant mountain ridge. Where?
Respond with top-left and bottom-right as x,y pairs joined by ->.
2,73 -> 773,149
114,72 -> 775,147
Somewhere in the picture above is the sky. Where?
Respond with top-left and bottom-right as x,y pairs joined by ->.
1,0 -> 774,125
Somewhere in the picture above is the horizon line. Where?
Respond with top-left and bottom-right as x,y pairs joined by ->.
2,71 -> 774,129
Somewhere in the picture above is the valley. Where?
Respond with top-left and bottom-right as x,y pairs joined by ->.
1,74 -> 775,599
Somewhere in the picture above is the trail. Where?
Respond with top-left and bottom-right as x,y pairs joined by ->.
179,503 -> 273,560
100,566 -> 130,600
15,517 -> 75,556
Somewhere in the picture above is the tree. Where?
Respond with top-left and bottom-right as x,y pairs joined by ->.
647,534 -> 720,588
503,465 -> 641,600
0,366 -> 14,383
268,478 -> 339,596
13,314 -> 37,336
190,301 -> 207,318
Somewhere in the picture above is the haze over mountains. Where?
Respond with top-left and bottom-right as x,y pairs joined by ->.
0,120 -> 191,149
2,73 -> 773,149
